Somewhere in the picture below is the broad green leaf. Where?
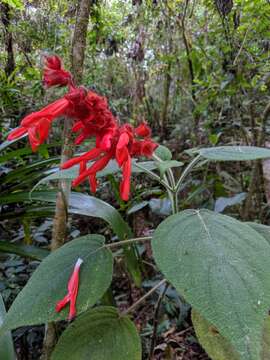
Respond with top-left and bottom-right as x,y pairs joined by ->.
31,192 -> 133,240
152,209 -> 270,360
192,309 -> 240,360
31,192 -> 142,286
0,294 -> 16,360
0,241 -> 49,260
199,146 -> 270,161
193,310 -> 270,360
157,160 -> 183,178
245,222 -> 270,245
0,235 -> 113,331
51,307 -> 141,360
154,145 -> 172,161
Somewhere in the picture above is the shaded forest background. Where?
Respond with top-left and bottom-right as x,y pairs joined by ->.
1,0 -> 270,359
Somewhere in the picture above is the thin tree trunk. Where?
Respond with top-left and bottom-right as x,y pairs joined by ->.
41,1 -> 92,359
160,36 -> 173,137
0,2 -> 15,77
71,0 -> 93,84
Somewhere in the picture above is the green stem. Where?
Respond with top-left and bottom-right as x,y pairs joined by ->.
152,153 -> 178,213
134,162 -> 174,192
105,237 -> 152,249
175,154 -> 201,194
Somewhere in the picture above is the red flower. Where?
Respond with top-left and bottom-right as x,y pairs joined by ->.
43,55 -> 72,88
62,123 -> 157,200
7,98 -> 69,151
55,257 -> 83,321
7,55 -> 158,201
135,121 -> 151,137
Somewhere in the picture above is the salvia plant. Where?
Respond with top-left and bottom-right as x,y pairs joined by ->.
2,56 -> 270,360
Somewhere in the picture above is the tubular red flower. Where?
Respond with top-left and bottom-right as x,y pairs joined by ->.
43,55 -> 72,88
72,153 -> 112,189
120,154 -> 132,201
55,257 -> 83,321
64,122 -> 157,200
61,148 -> 103,169
135,121 -> 151,137
7,127 -> 28,140
8,98 -> 70,151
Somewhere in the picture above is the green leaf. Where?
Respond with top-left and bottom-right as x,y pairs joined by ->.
154,145 -> 172,161
192,309 -> 240,360
31,192 -> 142,286
31,192 -> 132,240
0,294 -> 15,360
51,307 -> 142,360
1,235 -> 113,331
193,310 -> 270,360
127,201 -> 149,215
1,0 -> 24,9
245,222 -> 270,245
0,241 -> 49,261
152,209 -> 270,360
157,160 -> 183,178
0,191 -> 57,205
199,146 -> 270,161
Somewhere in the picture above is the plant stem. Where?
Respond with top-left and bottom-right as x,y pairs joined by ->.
121,279 -> 166,316
148,282 -> 169,360
175,154 -> 201,194
105,237 -> 152,249
134,162 -> 174,192
152,153 -> 178,213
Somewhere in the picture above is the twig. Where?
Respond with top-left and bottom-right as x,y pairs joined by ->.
105,237 -> 152,249
148,282 -> 169,360
121,279 -> 167,316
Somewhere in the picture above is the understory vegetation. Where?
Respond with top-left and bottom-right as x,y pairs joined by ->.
1,0 -> 270,359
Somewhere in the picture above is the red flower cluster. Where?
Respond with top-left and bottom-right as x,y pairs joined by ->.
7,55 -> 158,200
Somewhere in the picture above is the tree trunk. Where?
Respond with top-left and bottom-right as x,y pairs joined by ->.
0,2 -> 15,77
41,1 -> 92,359
71,0 -> 93,85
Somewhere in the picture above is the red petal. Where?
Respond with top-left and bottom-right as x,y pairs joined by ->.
72,121 -> 84,132
141,140 -> 158,157
120,155 -> 131,201
55,258 -> 83,320
89,174 -> 97,193
61,148 -> 102,169
117,133 -> 129,149
21,98 -> 69,127
55,294 -> 70,312
7,127 -> 27,140
28,127 -> 40,152
36,118 -> 51,144
44,55 -> 62,70
116,146 -> 129,166
135,122 -> 151,137
72,154 -> 111,187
